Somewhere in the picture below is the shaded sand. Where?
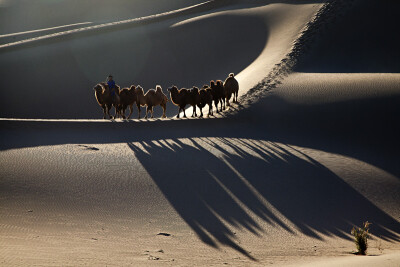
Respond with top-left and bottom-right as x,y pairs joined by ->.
0,0 -> 206,35
1,0 -> 400,266
1,72 -> 399,265
293,0 -> 400,73
0,1 -> 320,119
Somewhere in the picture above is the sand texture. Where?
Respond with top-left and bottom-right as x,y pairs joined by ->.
0,0 -> 399,266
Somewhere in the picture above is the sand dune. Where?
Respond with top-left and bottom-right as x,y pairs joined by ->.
1,0 -> 399,266
294,0 -> 400,73
0,0 -> 206,34
0,1 -> 319,119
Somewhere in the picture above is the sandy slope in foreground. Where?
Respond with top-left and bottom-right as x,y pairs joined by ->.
1,72 -> 399,266
1,0 -> 400,266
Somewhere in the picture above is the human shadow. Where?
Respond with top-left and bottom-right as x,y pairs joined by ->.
128,137 -> 400,260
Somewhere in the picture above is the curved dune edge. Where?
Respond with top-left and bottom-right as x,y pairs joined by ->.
0,0 -> 214,49
178,2 -> 324,118
0,22 -> 93,39
2,1 -> 399,266
0,2 -> 323,120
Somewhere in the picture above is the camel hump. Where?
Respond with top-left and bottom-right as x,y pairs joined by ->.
156,85 -> 162,92
180,88 -> 189,95
229,73 -> 234,78
136,85 -> 144,94
145,89 -> 156,96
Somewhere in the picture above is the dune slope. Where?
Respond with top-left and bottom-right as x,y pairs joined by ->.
0,1 -> 319,119
1,0 -> 400,266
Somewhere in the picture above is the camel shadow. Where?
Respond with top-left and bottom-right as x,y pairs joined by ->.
128,137 -> 400,260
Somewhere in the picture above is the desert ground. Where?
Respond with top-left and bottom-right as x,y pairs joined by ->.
0,0 -> 399,266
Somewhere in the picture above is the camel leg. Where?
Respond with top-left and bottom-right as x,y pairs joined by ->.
115,107 -> 119,119
151,106 -> 154,118
199,107 -> 203,117
176,108 -> 180,118
136,104 -> 141,119
121,106 -> 126,119
162,104 -> 166,118
123,105 -> 127,119
145,106 -> 149,119
215,100 -> 219,113
120,106 -> 125,119
113,106 -> 118,119
127,105 -> 133,119
106,105 -> 112,119
192,105 -> 196,117
183,107 -> 187,118
102,106 -> 107,119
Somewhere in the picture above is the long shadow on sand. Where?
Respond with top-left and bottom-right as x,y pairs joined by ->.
128,137 -> 400,260
1,91 -> 399,259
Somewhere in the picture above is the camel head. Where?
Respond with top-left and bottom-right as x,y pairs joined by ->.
114,85 -> 121,94
93,84 -> 104,93
167,85 -> 178,94
191,86 -> 199,93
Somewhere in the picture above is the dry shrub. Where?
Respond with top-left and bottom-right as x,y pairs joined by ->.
351,221 -> 371,255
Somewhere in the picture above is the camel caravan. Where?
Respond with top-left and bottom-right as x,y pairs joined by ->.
94,73 -> 239,119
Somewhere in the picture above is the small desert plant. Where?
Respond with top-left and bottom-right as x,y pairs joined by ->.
351,221 -> 371,255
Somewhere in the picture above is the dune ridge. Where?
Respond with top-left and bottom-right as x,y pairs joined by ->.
1,0 -> 399,266
0,1 -> 215,49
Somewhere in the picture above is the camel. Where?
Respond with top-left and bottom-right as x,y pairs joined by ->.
136,85 -> 168,119
210,80 -> 225,113
94,83 -> 113,119
100,82 -> 123,119
167,86 -> 191,118
198,85 -> 213,117
223,73 -> 239,106
119,85 -> 138,119
112,85 -> 123,119
188,86 -> 201,117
